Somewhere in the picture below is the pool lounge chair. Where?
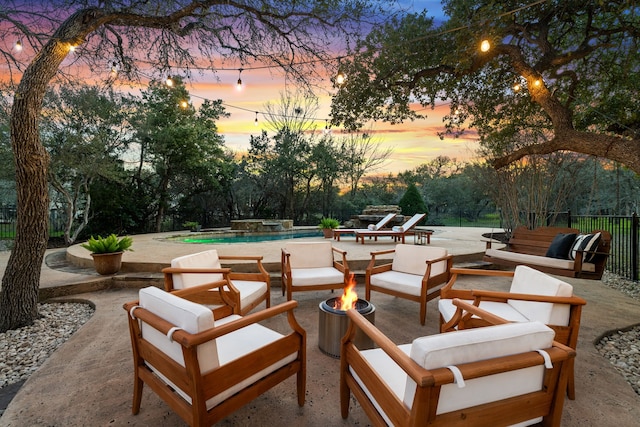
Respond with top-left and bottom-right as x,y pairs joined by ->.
354,213 -> 426,244
333,212 -> 398,241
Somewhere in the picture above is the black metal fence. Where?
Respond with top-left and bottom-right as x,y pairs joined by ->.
554,212 -> 638,282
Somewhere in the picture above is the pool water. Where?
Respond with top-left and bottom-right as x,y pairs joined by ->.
176,230 -> 323,244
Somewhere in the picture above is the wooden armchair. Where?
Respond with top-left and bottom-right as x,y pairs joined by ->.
438,265 -> 586,400
281,241 -> 349,301
340,305 -> 575,426
123,284 -> 306,427
366,244 -> 452,325
162,249 -> 270,315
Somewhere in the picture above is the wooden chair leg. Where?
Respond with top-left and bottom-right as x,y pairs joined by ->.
132,374 -> 143,414
567,358 -> 576,400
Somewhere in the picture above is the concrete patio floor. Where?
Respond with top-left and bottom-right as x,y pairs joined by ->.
1,227 -> 640,426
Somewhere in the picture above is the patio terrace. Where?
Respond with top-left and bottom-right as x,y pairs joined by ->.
1,227 -> 639,425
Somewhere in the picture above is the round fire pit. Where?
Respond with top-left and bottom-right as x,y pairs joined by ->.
318,297 -> 375,358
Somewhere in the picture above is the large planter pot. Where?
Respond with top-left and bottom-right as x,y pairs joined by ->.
90,252 -> 124,275
322,229 -> 334,239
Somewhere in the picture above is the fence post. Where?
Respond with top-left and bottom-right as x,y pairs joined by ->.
567,209 -> 572,228
633,212 -> 638,281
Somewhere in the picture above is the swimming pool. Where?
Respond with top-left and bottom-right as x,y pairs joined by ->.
170,230 -> 323,244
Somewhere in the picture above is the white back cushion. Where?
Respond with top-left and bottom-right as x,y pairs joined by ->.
171,250 -> 223,289
285,241 -> 334,268
404,321 -> 554,413
509,265 -> 573,325
138,286 -> 218,372
392,244 -> 448,277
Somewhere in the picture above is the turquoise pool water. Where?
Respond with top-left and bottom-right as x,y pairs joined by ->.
174,230 -> 323,244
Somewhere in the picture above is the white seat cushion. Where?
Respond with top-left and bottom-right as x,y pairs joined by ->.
170,249 -> 224,289
285,241 -> 334,268
438,299 -> 530,324
509,266 -> 573,325
210,322 -> 298,410
231,280 -> 267,307
392,244 -> 448,277
405,321 -> 554,421
139,286 -> 218,371
350,344 -> 412,426
138,288 -> 297,411
291,267 -> 344,286
370,270 -> 423,296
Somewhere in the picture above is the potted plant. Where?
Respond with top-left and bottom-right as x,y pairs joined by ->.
318,217 -> 340,238
182,221 -> 201,232
81,234 -> 133,275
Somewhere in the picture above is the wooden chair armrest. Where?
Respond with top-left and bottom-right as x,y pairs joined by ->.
344,309 -> 432,387
332,246 -> 349,269
368,263 -> 393,275
168,280 -> 230,297
452,298 -> 510,325
183,300 -> 301,346
370,248 -> 396,257
471,290 -> 587,305
219,255 -> 264,261
425,254 -> 454,265
162,267 -> 232,275
449,268 -> 515,277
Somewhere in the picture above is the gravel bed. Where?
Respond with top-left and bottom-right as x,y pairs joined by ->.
0,302 -> 94,389
596,271 -> 640,395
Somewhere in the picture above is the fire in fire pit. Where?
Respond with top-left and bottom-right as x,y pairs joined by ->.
318,274 -> 375,358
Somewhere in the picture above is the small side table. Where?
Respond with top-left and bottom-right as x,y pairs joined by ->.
413,230 -> 433,245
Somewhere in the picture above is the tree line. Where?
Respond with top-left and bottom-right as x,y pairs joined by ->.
3,80 -> 638,243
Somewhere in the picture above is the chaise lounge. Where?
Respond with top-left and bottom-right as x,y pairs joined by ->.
354,213 -> 426,244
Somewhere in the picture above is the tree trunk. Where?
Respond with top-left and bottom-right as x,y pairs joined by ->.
0,11 -> 93,332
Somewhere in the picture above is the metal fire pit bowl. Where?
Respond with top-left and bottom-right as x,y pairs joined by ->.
318,297 -> 375,358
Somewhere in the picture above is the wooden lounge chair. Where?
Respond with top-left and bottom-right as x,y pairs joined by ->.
333,212 -> 398,241
341,305 -> 574,426
281,241 -> 349,301
365,244 -> 453,325
354,213 -> 426,244
438,265 -> 586,400
162,249 -> 270,315
123,284 -> 306,426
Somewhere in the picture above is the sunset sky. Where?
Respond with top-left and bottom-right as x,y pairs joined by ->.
3,1 -> 481,174
181,67 -> 480,174
171,1 -> 481,174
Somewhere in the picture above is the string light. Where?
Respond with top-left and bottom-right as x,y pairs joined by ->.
110,61 -> 118,78
14,40 -> 22,52
236,68 -> 243,91
180,100 -> 188,109
68,44 -> 76,53
480,39 -> 491,52
165,76 -> 174,87
254,111 -> 259,126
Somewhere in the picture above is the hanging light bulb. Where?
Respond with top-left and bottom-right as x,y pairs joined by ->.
109,61 -> 118,78
254,111 -> 259,126
480,39 -> 491,52
236,68 -> 243,91
335,57 -> 346,86
166,76 -> 174,87
324,119 -> 331,134
14,40 -> 22,52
